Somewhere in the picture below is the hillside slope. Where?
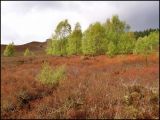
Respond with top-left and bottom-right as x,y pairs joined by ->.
1,41 -> 47,56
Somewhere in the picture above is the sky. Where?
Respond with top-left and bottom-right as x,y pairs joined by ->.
1,1 -> 159,45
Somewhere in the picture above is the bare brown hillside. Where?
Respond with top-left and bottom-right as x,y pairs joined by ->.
1,41 -> 47,55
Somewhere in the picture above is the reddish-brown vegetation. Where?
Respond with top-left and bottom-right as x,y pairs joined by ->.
1,47 -> 159,119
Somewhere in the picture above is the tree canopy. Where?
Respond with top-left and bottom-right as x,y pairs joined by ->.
46,19 -> 71,56
67,22 -> 82,55
46,15 -> 159,57
82,22 -> 107,55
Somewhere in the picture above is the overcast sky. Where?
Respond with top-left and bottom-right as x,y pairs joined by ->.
1,1 -> 159,45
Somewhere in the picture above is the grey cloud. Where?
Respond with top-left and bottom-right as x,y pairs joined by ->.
2,1 -> 82,15
118,1 -> 159,31
1,1 -> 159,45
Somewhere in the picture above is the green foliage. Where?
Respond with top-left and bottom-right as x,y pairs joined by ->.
46,40 -> 56,55
107,42 -> 117,57
3,43 -> 15,57
82,22 -> 107,55
134,31 -> 159,55
134,36 -> 148,55
37,62 -> 66,86
104,15 -> 134,56
52,64 -> 66,82
55,19 -> 71,40
46,19 -> 71,56
147,31 -> 159,51
46,39 -> 68,56
24,48 -> 34,56
118,32 -> 136,54
104,15 -> 128,45
67,22 -> 82,55
46,16 -> 158,57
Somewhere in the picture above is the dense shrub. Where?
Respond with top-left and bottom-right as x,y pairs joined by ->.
67,22 -> 82,55
134,31 -> 159,55
46,39 -> 58,55
118,32 -> 135,54
107,42 -> 117,57
37,62 -> 66,86
133,31 -> 159,65
46,39 -> 68,56
3,42 -> 15,57
82,22 -> 107,55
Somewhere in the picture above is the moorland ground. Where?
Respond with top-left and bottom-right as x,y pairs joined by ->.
1,42 -> 159,119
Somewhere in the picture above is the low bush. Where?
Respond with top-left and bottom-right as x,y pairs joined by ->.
36,62 -> 66,86
122,84 -> 159,119
3,43 -> 15,57
24,48 -> 34,56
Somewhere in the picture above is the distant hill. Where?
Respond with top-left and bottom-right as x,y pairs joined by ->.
1,41 -> 47,55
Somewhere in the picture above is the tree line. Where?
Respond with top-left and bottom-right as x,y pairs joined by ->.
134,28 -> 159,39
3,15 -> 159,57
46,15 -> 159,57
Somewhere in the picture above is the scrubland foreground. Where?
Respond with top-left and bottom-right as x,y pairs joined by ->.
1,54 -> 159,119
